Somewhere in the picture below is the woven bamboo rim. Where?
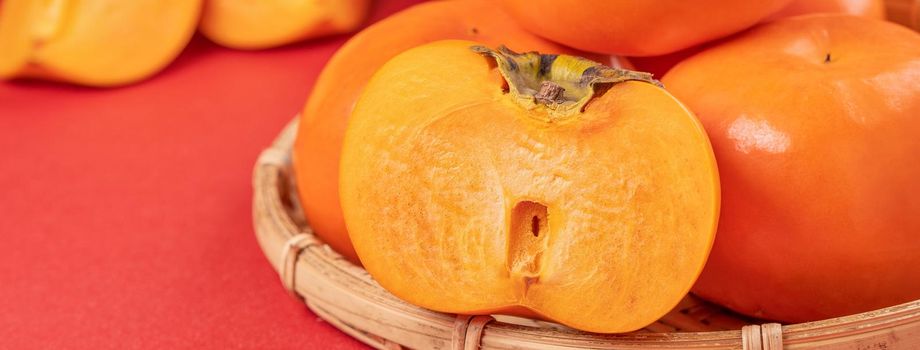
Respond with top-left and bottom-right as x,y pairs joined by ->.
253,117 -> 920,350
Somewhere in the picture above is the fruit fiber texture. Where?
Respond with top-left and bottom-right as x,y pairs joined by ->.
200,0 -> 370,50
292,0 -> 625,263
663,15 -> 920,323
499,0 -> 792,56
339,40 -> 720,333
0,0 -> 201,87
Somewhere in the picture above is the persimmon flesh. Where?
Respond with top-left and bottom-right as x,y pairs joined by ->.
340,40 -> 720,333
199,0 -> 370,50
0,0 -> 201,86
664,15 -> 920,322
293,0 -> 626,263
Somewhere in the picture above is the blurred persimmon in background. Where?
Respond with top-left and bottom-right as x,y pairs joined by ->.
199,0 -> 371,50
767,0 -> 886,20
0,0 -> 372,86
0,0 -> 201,87
498,0 -> 792,56
630,0 -> 888,81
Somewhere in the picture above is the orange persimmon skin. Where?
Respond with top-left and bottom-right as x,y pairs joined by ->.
499,0 -> 792,56
339,40 -> 720,333
885,0 -> 920,30
631,0 -> 884,77
199,0 -> 370,50
293,0 -> 626,263
766,0 -> 885,20
0,0 -> 201,86
663,15 -> 920,322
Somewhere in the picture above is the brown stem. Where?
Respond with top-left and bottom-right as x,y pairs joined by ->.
534,81 -> 565,105
471,45 -> 661,120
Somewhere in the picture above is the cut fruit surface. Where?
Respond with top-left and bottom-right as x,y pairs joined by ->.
339,40 -> 720,333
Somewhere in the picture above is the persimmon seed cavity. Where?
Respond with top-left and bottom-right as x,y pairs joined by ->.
509,201 -> 549,278
531,216 -> 540,237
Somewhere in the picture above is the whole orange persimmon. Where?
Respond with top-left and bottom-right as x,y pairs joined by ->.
663,15 -> 920,322
339,40 -> 720,333
498,0 -> 791,56
767,0 -> 885,20
293,0 -> 625,263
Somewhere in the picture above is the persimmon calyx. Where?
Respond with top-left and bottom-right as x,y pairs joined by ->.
471,45 -> 661,120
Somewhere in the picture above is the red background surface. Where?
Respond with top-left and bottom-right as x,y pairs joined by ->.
0,1 -> 422,348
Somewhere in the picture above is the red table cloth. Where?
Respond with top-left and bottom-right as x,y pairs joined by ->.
0,1 -> 423,348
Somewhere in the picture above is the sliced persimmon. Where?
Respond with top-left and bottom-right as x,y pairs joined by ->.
339,40 -> 720,333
